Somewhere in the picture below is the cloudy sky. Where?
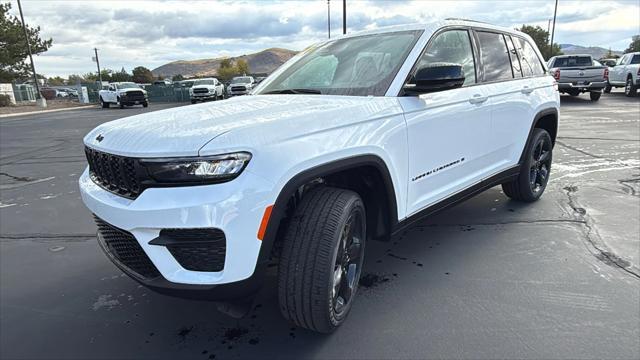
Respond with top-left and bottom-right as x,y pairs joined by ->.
9,0 -> 640,77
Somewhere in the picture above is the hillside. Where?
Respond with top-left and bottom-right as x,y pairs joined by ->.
152,48 -> 297,78
560,44 -> 623,59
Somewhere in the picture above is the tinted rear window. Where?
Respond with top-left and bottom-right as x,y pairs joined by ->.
631,55 -> 640,64
477,31 -> 513,82
553,56 -> 593,67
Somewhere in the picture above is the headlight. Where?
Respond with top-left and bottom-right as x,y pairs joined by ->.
140,152 -> 251,184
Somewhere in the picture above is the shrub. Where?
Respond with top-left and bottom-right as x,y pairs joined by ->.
0,94 -> 12,107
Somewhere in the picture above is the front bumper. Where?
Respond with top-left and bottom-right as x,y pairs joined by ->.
558,81 -> 606,91
79,167 -> 275,296
191,93 -> 216,100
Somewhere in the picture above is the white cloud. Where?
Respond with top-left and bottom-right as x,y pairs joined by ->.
9,0 -> 640,77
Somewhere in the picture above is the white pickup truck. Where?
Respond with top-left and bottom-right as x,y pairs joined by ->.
605,52 -> 639,97
99,82 -> 149,109
189,78 -> 225,103
547,54 -> 608,101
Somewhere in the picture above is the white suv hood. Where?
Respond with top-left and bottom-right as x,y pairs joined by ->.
84,95 -> 400,158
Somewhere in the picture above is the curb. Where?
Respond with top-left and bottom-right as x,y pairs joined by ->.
0,105 -> 96,119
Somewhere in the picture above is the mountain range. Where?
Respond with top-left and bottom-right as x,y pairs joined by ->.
151,48 -> 298,78
559,44 -> 623,59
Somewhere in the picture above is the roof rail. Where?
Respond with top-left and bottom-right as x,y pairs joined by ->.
445,18 -> 490,25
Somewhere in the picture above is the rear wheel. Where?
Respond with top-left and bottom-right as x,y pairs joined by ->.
502,128 -> 553,202
589,91 -> 601,101
625,76 -> 638,97
278,187 -> 366,333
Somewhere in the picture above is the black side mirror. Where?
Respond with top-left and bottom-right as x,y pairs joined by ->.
403,63 -> 465,95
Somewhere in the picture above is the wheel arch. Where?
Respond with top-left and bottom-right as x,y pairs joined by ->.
518,108 -> 558,165
259,154 -> 399,266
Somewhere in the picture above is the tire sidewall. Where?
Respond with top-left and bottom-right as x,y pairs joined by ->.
519,129 -> 553,201
326,196 -> 366,328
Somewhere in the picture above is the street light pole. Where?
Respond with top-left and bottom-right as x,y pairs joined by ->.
94,48 -> 103,87
16,0 -> 45,107
550,0 -> 558,58
327,0 -> 331,39
343,0 -> 346,34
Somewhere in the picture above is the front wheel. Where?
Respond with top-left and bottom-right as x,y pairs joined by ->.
278,187 -> 366,333
502,128 -> 553,202
625,77 -> 638,97
590,91 -> 601,101
142,102 -> 149,108
100,97 -> 109,108
604,83 -> 612,93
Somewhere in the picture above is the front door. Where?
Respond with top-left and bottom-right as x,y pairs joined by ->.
400,28 -> 494,216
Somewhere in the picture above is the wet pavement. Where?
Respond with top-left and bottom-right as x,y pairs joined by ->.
1,93 -> 639,359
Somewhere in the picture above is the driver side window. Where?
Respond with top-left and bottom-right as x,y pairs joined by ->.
416,29 -> 477,86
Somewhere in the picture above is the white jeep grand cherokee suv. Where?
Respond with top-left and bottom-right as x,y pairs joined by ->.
80,20 -> 559,333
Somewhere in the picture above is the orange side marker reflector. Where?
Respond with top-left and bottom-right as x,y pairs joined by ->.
257,205 -> 273,241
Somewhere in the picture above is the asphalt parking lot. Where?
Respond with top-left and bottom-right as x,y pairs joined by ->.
1,93 -> 639,359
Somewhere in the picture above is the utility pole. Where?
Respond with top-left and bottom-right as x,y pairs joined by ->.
16,0 -> 45,107
550,0 -> 558,58
327,0 -> 331,39
342,0 -> 346,34
94,48 -> 103,87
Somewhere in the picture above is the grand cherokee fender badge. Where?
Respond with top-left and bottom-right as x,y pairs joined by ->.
95,134 -> 104,142
412,157 -> 465,182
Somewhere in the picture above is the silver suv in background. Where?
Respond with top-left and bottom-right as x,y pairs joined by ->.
547,54 -> 608,101
226,76 -> 256,96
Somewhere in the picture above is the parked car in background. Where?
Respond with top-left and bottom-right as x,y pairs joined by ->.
599,58 -> 618,68
547,54 -> 608,101
80,20 -> 559,333
59,88 -> 78,97
99,82 -> 149,109
255,76 -> 267,84
179,80 -> 196,88
39,87 -> 59,100
605,52 -> 639,96
226,76 -> 256,96
153,79 -> 172,86
189,78 -> 225,103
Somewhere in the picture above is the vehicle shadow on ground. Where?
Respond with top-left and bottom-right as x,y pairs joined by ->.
82,187 -> 543,359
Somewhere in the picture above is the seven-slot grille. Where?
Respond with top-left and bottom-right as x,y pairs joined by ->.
193,88 -> 210,94
231,86 -> 247,92
94,216 -> 161,279
85,147 -> 141,199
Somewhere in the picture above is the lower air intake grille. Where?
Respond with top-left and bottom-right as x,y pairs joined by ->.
94,216 -> 161,279
159,229 -> 226,272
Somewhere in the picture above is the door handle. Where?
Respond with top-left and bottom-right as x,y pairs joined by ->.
521,86 -> 534,94
469,94 -> 488,104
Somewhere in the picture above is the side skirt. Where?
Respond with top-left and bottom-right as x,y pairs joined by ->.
391,165 -> 520,236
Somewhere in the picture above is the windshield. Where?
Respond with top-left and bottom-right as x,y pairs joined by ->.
231,77 -> 252,84
553,56 -> 593,68
117,82 -> 140,89
255,30 -> 422,96
194,79 -> 215,85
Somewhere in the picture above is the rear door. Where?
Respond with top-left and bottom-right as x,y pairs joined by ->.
473,30 -> 535,171
611,54 -> 629,84
401,28 -> 494,216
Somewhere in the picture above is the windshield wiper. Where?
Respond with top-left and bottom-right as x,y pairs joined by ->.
263,88 -> 322,95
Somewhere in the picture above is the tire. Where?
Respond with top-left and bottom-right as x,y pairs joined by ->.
625,76 -> 638,97
502,128 -> 553,202
118,98 -> 124,109
100,97 -> 109,108
604,83 -> 612,93
142,102 -> 148,108
191,100 -> 197,104
589,91 -> 601,101
278,187 -> 366,333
